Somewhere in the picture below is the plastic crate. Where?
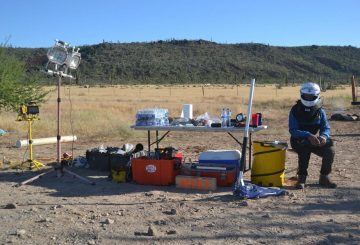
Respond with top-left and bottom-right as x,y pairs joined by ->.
86,150 -> 110,172
132,158 -> 180,186
109,153 -> 131,171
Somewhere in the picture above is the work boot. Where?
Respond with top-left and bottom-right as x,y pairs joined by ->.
319,174 -> 337,188
296,175 -> 307,189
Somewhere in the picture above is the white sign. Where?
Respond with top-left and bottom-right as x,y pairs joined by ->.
146,164 -> 157,173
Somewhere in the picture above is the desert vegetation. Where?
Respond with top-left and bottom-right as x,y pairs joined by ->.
6,40 -> 360,85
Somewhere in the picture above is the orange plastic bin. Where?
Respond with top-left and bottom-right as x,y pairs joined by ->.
132,158 -> 180,186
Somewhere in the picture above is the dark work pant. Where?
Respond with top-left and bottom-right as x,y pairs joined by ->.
290,138 -> 335,176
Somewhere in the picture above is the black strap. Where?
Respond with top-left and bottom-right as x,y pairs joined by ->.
253,149 -> 282,156
251,168 -> 285,177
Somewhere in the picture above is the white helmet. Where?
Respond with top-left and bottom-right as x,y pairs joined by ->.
300,82 -> 321,107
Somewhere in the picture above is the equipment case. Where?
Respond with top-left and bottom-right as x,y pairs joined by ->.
110,153 -> 131,171
191,164 -> 236,187
86,150 -> 110,172
199,150 -> 241,167
132,158 -> 181,186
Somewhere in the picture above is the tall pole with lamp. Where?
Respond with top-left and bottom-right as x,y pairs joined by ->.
19,40 -> 94,186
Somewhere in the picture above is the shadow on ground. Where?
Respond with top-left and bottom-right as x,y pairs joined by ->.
0,167 -> 233,198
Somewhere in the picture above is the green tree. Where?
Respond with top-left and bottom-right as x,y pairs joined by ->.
0,46 -> 48,111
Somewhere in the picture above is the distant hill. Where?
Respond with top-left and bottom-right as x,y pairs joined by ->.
7,40 -> 360,85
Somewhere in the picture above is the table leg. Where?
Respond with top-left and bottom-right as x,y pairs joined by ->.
227,132 -> 242,146
156,130 -> 159,149
147,130 -> 150,153
150,131 -> 170,147
248,133 -> 252,171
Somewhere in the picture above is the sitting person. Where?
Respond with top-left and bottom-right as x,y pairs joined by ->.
288,82 -> 336,189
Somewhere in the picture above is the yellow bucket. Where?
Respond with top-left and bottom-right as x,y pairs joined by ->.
251,141 -> 287,187
111,170 -> 126,183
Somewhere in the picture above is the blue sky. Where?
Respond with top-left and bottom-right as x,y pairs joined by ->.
1,0 -> 359,48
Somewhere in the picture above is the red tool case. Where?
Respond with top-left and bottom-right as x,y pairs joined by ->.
191,165 -> 236,187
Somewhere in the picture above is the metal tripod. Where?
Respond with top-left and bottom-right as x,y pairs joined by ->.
18,72 -> 95,186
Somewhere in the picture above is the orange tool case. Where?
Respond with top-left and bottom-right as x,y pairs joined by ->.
132,158 -> 181,186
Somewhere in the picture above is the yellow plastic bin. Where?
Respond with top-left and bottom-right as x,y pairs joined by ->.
111,170 -> 127,183
251,141 -> 288,187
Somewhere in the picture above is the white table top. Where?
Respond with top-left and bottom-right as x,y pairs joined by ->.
130,125 -> 267,133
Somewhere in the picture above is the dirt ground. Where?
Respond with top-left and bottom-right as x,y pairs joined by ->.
0,108 -> 359,245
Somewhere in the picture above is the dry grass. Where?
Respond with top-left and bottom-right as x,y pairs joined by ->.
0,84 -> 353,141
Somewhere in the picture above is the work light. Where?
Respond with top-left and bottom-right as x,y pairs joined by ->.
66,48 -> 81,70
46,40 -> 81,71
47,40 -> 69,65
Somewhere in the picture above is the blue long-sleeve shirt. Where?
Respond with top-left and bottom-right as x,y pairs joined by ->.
289,108 -> 331,140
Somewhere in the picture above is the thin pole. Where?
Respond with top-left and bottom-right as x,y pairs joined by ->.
29,120 -> 33,161
244,79 -> 255,138
248,133 -> 252,171
148,130 -> 150,153
235,78 -> 255,190
57,75 -> 61,166
351,75 -> 357,102
156,130 -> 159,154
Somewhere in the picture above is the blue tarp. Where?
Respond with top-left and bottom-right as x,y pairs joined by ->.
233,182 -> 285,199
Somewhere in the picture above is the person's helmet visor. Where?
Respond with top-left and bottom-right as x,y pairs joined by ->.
301,94 -> 318,101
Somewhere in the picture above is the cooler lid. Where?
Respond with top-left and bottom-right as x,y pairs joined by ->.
199,150 -> 241,161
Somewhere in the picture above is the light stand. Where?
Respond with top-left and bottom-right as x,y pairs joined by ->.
19,40 -> 95,186
16,104 -> 44,169
24,120 -> 45,169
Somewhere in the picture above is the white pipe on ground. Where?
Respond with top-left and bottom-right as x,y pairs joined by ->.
15,135 -> 77,148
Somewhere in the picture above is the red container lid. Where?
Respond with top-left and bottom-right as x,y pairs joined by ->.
175,152 -> 183,159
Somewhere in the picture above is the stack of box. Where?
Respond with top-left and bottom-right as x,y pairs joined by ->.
135,108 -> 169,126
191,150 -> 241,187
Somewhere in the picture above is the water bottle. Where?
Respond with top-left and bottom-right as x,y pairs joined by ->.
227,108 -> 232,127
221,108 -> 226,127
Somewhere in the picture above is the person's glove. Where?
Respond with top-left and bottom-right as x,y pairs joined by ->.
318,136 -> 327,146
308,134 -> 320,146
